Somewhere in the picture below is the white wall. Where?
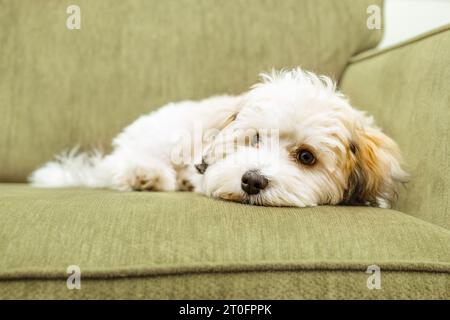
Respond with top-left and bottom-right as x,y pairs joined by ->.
379,0 -> 450,48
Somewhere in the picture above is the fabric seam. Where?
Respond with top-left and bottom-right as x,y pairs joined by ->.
1,261 -> 449,281
347,24 -> 450,65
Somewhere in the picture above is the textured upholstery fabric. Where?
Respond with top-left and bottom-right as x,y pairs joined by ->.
2,272 -> 449,300
340,25 -> 450,229
0,0 -> 383,181
0,184 -> 449,299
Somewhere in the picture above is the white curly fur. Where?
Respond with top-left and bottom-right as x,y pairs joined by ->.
29,68 -> 407,208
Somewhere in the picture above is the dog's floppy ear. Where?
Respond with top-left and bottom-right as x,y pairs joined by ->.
194,99 -> 243,174
219,111 -> 238,131
343,127 -> 408,208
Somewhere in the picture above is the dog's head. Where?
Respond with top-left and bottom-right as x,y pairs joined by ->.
195,69 -> 408,207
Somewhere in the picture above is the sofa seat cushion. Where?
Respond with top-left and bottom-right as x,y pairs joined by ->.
0,184 -> 449,299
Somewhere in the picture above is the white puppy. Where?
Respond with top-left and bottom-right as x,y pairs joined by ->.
30,68 -> 408,208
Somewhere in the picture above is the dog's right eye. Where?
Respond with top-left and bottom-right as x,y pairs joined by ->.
297,149 -> 316,165
251,132 -> 260,147
194,159 -> 208,174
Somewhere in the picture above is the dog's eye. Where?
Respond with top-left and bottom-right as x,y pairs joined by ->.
297,149 -> 316,165
251,132 -> 260,147
194,159 -> 208,174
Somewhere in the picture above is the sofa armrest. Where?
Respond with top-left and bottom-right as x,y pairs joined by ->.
340,25 -> 450,230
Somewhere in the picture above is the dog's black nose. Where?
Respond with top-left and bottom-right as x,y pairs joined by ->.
241,170 -> 268,195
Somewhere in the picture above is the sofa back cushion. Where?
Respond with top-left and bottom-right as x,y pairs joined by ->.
340,26 -> 450,229
0,0 -> 382,181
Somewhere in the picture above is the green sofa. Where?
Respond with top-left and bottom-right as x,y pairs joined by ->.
0,0 -> 449,299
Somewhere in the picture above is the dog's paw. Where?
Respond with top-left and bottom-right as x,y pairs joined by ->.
113,165 -> 176,192
177,178 -> 194,191
128,168 -> 162,191
175,166 -> 195,191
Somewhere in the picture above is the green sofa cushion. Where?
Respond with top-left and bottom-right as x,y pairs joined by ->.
0,0 -> 383,182
1,184 -> 449,299
340,25 -> 450,229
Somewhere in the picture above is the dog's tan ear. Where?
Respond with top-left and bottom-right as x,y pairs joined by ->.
343,127 -> 408,208
195,98 -> 243,174
219,111 -> 238,131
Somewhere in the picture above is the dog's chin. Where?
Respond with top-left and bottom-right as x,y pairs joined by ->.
213,189 -> 318,207
217,193 -> 259,205
211,189 -> 261,205
216,192 -> 246,203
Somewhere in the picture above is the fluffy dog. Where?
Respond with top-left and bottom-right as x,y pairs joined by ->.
29,68 -> 408,208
